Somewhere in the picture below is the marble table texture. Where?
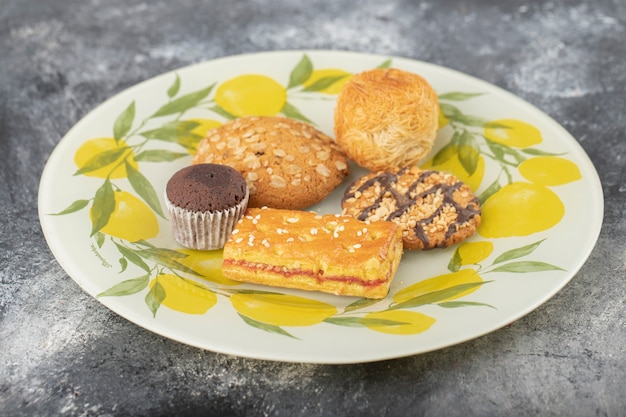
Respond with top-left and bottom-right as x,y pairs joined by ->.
1,0 -> 624,416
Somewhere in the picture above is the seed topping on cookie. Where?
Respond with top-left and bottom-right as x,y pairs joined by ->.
341,166 -> 481,250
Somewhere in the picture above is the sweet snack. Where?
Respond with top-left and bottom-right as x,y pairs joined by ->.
334,67 -> 440,172
222,207 -> 404,299
341,166 -> 481,250
192,116 -> 349,210
164,163 -> 249,250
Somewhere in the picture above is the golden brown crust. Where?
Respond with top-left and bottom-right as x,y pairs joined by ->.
334,68 -> 439,172
192,116 -> 349,210
341,166 -> 481,250
222,207 -> 404,299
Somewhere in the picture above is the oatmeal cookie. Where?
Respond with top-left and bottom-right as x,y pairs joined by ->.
193,116 -> 349,209
341,166 -> 481,250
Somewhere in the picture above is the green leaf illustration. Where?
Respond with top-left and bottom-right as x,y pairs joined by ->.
484,121 -> 515,129
492,239 -> 546,265
302,75 -> 349,92
119,257 -> 128,273
439,92 -> 484,101
114,242 -> 151,272
377,59 -> 392,68
478,177 -> 502,205
438,301 -> 496,309
140,120 -> 199,140
447,247 -> 462,272
73,146 -> 130,176
151,83 -> 215,117
324,317 -> 409,328
113,101 -> 135,141
287,54 -> 313,89
238,313 -> 298,339
49,199 -> 90,215
95,232 -> 106,248
450,114 -> 489,127
485,138 -> 506,161
137,248 -> 201,275
140,120 -> 204,152
490,261 -> 565,273
90,180 -> 115,237
389,281 -> 491,310
281,101 -> 314,124
145,279 -> 166,317
208,105 -> 236,120
432,139 -> 458,166
485,137 -> 526,165
343,298 -> 381,313
504,146 -> 526,165
521,148 -> 566,156
97,274 -> 150,298
440,103 -> 463,119
457,130 -> 480,175
145,247 -> 188,259
125,161 -> 165,218
167,74 -> 181,98
135,149 -> 189,162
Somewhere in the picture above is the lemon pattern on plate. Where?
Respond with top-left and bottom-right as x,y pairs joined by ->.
214,74 -> 287,117
50,54 -> 580,338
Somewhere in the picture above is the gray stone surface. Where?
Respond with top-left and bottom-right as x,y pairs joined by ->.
1,0 -> 624,416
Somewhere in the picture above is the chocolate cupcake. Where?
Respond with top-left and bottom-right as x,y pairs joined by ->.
165,163 -> 249,250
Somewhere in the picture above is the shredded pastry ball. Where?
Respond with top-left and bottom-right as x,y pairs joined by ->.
334,68 -> 440,172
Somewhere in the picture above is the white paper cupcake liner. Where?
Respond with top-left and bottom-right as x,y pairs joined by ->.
164,188 -> 249,250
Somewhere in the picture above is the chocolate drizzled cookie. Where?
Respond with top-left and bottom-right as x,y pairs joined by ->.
341,166 -> 481,250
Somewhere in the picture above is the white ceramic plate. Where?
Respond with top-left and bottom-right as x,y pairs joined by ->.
38,50 -> 603,364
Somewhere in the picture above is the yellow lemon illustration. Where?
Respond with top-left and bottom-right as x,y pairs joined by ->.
303,69 -> 352,94
421,145 -> 485,191
393,269 -> 483,304
457,241 -> 494,265
151,274 -> 217,315
74,138 -> 138,179
215,74 -> 287,117
478,182 -> 565,238
484,119 -> 542,148
230,293 -> 337,327
519,156 -> 582,186
363,310 -> 436,335
91,190 -> 159,242
176,248 -> 241,286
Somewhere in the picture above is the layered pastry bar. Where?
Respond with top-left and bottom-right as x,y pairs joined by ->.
222,207 -> 404,299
